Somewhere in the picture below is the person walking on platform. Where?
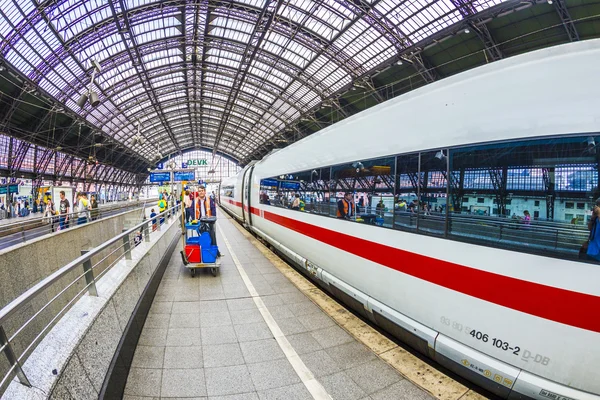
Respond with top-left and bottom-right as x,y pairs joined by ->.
90,195 -> 99,221
184,190 -> 193,222
58,191 -> 70,230
158,197 -> 167,225
44,198 -> 56,232
76,193 -> 89,225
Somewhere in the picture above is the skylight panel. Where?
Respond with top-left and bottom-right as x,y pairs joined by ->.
97,61 -> 133,88
474,0 -> 508,12
0,3 -> 20,39
56,2 -> 111,41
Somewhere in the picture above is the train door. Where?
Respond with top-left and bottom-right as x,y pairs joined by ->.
241,165 -> 255,226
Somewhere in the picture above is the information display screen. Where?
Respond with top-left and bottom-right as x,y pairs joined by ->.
260,178 -> 279,189
149,172 -> 171,183
173,170 -> 196,182
280,181 -> 300,190
0,184 -> 19,195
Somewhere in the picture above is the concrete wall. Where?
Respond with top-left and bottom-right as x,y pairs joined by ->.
2,213 -> 181,399
0,207 -> 148,379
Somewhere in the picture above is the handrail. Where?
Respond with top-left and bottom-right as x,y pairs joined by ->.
0,204 -> 179,327
0,198 -> 158,231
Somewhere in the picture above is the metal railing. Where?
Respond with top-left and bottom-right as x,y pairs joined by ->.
0,204 -> 181,394
0,198 -> 158,251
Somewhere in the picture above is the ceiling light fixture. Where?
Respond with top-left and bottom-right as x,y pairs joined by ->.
77,60 -> 101,108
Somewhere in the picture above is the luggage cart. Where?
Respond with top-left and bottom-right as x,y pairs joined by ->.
180,216 -> 221,277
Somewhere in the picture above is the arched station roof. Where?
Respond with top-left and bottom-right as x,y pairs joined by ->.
0,0 -> 599,175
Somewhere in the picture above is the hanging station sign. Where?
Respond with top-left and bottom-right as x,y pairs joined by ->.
0,184 -> 19,195
173,170 -> 196,182
149,172 -> 171,183
187,159 -> 208,167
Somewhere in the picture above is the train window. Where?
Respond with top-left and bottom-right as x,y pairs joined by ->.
418,150 -> 448,236
329,157 -> 395,224
222,185 -> 234,198
448,136 -> 596,260
255,134 -> 600,263
394,153 -> 420,233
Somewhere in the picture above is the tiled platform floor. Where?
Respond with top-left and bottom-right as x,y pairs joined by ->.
124,213 -> 435,400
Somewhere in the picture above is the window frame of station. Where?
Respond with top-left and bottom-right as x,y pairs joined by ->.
259,133 -> 600,263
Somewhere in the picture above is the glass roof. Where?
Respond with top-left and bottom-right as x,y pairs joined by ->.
0,0 -> 509,165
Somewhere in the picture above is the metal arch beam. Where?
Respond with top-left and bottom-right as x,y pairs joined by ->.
49,4 -> 344,101
112,65 -> 291,117
177,5 -> 196,149
143,115 -> 267,150
553,0 -> 579,42
0,7 -> 148,171
212,0 -> 289,156
334,0 -> 436,83
450,0 -> 503,62
107,0 -> 182,155
121,80 -> 289,135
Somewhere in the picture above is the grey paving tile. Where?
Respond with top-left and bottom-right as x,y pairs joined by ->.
277,291 -> 308,305
202,343 -> 245,368
204,365 -> 255,396
345,359 -> 402,395
252,282 -> 277,296
234,322 -> 273,342
230,308 -> 264,325
172,301 -> 201,314
321,371 -> 367,400
167,327 -> 202,347
325,341 -> 377,370
223,285 -> 251,298
226,298 -> 256,311
209,393 -> 259,400
148,301 -> 173,315
164,346 -> 203,369
138,328 -> 168,347
247,359 -> 301,391
200,287 -> 226,300
257,383 -> 313,400
201,325 -> 238,345
370,379 -> 435,400
161,368 -> 207,397
199,300 -> 229,314
122,395 -> 161,400
239,339 -> 285,364
259,295 -> 284,308
297,312 -> 336,331
170,312 -> 201,328
143,313 -> 171,329
200,311 -> 233,327
286,332 -> 324,355
299,350 -> 342,377
175,288 -> 201,302
264,304 -> 295,320
272,282 -> 299,294
124,368 -> 162,397
276,317 -> 309,335
286,301 -> 322,317
131,346 -> 165,369
310,325 -> 354,348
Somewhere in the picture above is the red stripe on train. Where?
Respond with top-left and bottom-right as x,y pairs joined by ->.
256,207 -> 600,333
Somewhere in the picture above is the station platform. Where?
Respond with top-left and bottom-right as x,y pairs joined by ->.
124,213 -> 437,400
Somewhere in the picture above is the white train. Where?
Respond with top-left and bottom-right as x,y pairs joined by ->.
219,39 -> 600,400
